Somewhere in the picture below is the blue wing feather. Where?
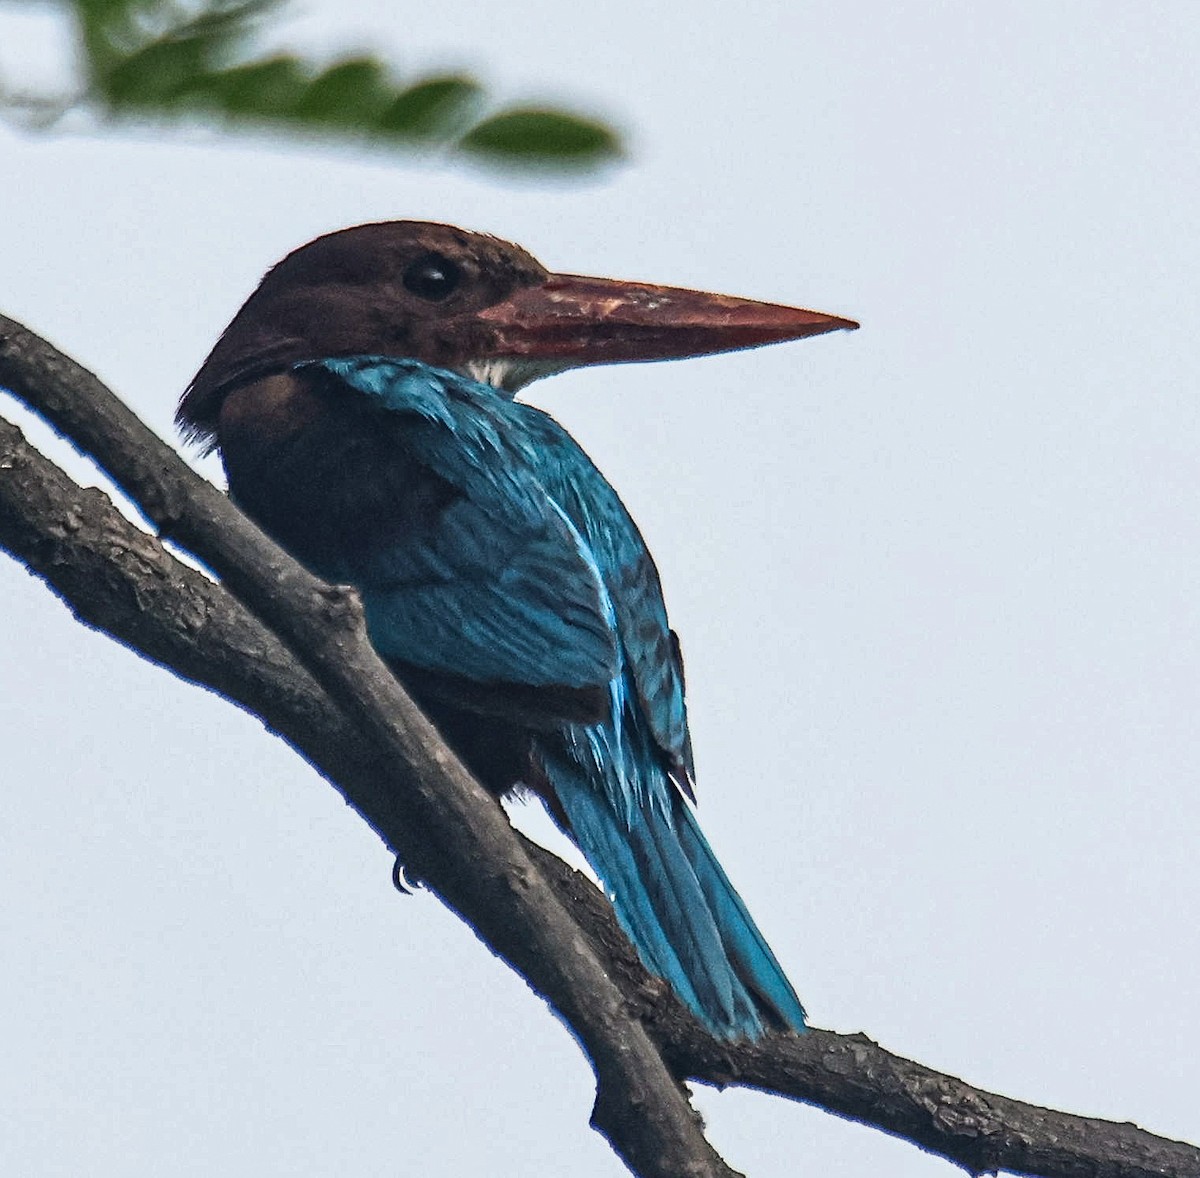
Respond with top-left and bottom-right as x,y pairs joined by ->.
302,356 -> 804,1038
303,357 -> 618,690
508,398 -> 806,1037
516,411 -> 692,778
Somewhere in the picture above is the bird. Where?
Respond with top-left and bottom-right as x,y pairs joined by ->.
179,221 -> 857,1040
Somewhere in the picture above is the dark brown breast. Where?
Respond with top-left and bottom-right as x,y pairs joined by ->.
216,368 -> 459,579
214,367 -> 608,762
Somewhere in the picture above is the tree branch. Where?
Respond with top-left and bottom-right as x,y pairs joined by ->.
1,313 -> 1195,1178
0,314 -> 736,1178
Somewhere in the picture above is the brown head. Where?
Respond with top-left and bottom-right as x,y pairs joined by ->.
180,220 -> 858,447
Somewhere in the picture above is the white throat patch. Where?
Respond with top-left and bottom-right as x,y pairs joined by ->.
460,356 -> 573,395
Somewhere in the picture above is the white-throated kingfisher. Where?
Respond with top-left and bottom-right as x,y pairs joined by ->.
180,222 -> 857,1039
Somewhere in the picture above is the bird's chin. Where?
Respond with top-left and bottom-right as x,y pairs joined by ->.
458,355 -> 575,395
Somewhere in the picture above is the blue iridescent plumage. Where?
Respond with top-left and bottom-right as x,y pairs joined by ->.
304,356 -> 806,1039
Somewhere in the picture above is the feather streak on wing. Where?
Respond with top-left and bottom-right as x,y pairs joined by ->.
308,357 -> 619,691
514,409 -> 693,785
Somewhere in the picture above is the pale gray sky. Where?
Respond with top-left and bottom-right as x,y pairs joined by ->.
1,3 -> 1198,1175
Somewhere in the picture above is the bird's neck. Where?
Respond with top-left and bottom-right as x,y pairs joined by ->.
216,369 -> 427,580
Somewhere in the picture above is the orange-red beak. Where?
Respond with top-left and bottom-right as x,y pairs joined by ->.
474,273 -> 858,365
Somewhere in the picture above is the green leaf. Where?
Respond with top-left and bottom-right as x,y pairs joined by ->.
286,57 -> 391,126
100,34 -> 216,104
169,55 -> 309,116
78,0 -> 279,92
459,106 -> 620,166
375,75 -> 482,140
44,0 -> 625,171
73,0 -> 159,77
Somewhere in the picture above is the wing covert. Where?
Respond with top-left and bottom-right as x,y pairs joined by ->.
308,357 -> 619,691
514,406 -> 693,777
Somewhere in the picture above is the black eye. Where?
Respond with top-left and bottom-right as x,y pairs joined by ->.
402,253 -> 461,300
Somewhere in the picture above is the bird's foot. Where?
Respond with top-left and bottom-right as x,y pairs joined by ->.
391,857 -> 425,895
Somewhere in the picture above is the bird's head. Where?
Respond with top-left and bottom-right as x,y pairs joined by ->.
179,220 -> 857,445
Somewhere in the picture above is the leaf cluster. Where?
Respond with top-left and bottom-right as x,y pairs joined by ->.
2,0 -> 621,169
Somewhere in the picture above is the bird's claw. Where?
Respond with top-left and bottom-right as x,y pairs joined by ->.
392,857 -> 423,895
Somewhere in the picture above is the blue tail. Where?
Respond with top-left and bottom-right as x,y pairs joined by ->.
537,726 -> 806,1040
